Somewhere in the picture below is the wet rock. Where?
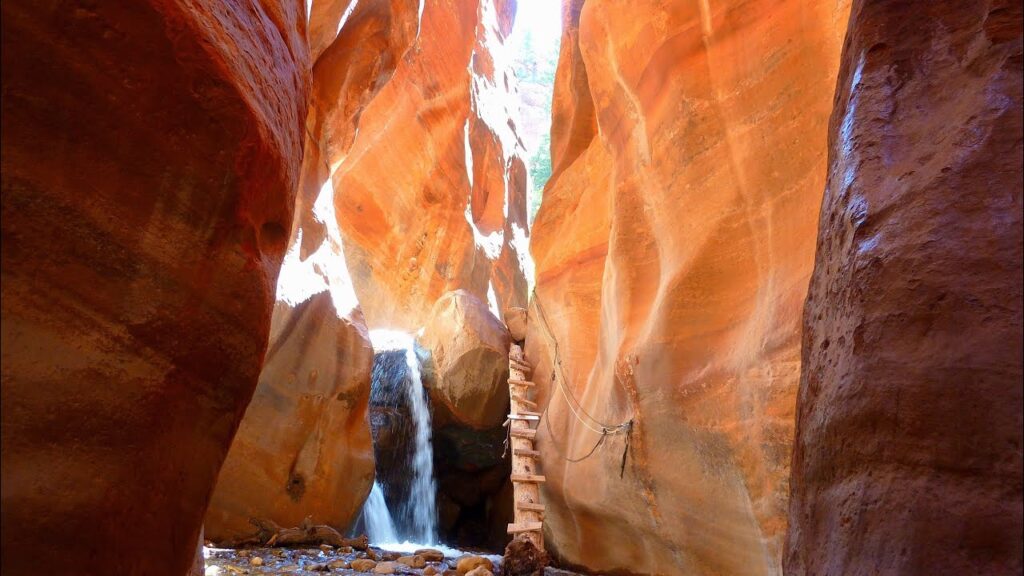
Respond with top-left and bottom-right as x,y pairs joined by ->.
456,556 -> 494,575
398,555 -> 427,568
374,560 -> 400,574
351,558 -> 378,572
329,559 -> 348,569
419,290 -> 511,429
424,566 -> 440,576
250,557 -> 264,567
415,549 -> 446,562
465,567 -> 494,576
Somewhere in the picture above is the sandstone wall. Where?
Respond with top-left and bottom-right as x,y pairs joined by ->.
330,0 -> 530,331
524,1 -> 850,574
786,1 -> 1023,574
0,1 -> 309,574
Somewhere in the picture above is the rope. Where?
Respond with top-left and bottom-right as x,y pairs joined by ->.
526,288 -> 635,467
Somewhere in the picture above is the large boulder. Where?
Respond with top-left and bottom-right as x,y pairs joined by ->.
786,1 -> 1023,574
205,293 -> 375,542
419,290 -> 511,429
0,1 -> 308,574
524,0 -> 850,574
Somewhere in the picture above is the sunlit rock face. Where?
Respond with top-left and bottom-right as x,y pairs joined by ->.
324,0 -> 531,331
419,290 -> 511,429
0,1 -> 308,574
524,0 -> 849,574
786,2 -> 1023,574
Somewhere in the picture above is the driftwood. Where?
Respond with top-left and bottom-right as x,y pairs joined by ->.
220,517 -> 369,550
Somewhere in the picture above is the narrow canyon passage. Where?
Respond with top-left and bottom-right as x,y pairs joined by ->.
1,1 -> 1021,576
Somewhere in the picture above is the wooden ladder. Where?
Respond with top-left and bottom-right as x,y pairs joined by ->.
507,343 -> 544,551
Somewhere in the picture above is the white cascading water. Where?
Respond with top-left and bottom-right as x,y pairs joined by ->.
364,330 -> 437,545
361,481 -> 398,543
401,341 -> 438,543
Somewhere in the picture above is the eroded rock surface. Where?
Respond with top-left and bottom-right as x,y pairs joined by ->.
326,0 -> 531,330
786,1 -> 1024,574
419,290 -> 511,429
205,293 -> 375,542
0,1 -> 308,574
524,1 -> 850,574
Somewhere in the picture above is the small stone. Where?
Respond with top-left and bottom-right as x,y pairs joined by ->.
416,549 -> 445,562
398,555 -> 426,569
423,567 -> 439,576
456,556 -> 493,575
320,544 -> 333,552
442,571 -> 459,576
382,551 -> 402,561
351,559 -> 378,572
250,556 -> 264,566
328,559 -> 348,569
373,560 -> 399,574
237,550 -> 250,557
465,568 -> 493,576
365,549 -> 379,560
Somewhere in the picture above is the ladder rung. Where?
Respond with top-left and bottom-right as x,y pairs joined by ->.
508,413 -> 540,421
516,502 -> 545,512
508,379 -> 535,387
513,448 -> 541,457
511,474 -> 546,483
510,359 -> 533,371
510,428 -> 537,439
507,522 -> 543,534
512,396 -> 538,409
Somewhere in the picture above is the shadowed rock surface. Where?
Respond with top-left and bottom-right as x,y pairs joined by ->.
786,1 -> 1024,574
0,1 -> 309,574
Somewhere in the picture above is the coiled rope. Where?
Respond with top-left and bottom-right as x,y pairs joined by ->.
527,288 -> 634,475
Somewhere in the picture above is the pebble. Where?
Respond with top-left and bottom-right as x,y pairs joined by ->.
374,560 -> 400,574
350,558 -> 378,572
328,559 -> 348,569
465,568 -> 493,576
398,555 -> 426,568
250,556 -> 264,566
456,556 -> 493,575
423,566 -> 439,576
416,549 -> 445,562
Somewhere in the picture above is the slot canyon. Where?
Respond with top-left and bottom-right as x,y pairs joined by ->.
1,1 -> 1020,575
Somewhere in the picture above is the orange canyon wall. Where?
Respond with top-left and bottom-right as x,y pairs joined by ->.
205,0 -> 530,539
525,1 -> 850,574
1,1 -> 309,574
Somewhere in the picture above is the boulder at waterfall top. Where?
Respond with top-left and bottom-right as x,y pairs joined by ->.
419,290 -> 511,429
205,293 -> 375,543
0,1 -> 308,574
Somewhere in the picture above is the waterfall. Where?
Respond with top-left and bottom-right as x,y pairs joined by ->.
364,330 -> 438,545
362,481 -> 398,543
401,341 -> 438,543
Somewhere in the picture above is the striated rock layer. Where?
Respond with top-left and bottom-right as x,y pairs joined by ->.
786,1 -> 1023,574
525,0 -> 849,574
0,1 -> 308,574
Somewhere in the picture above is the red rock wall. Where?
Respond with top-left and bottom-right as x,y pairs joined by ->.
785,1 -> 1023,574
0,1 -> 308,574
525,1 -> 850,574
330,0 -> 530,331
